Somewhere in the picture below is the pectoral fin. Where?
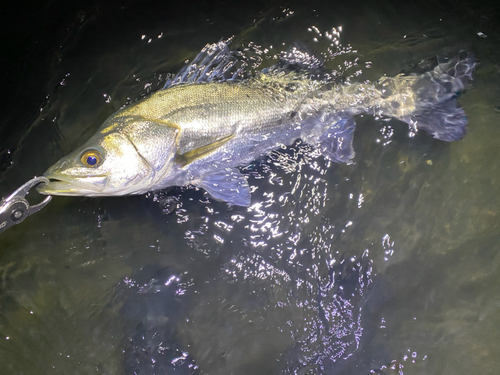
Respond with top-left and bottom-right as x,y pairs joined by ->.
196,168 -> 251,207
176,134 -> 235,167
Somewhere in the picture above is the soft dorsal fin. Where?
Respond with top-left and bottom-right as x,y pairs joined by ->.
261,41 -> 326,78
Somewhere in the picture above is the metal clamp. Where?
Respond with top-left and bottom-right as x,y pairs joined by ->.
0,176 -> 52,233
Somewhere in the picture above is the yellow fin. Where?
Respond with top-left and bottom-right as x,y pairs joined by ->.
176,133 -> 235,167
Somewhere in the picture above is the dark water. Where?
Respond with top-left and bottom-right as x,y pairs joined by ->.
1,0 -> 500,374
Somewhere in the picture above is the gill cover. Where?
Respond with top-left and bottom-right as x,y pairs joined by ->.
38,116 -> 178,196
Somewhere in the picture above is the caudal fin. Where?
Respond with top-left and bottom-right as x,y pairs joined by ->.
400,52 -> 477,141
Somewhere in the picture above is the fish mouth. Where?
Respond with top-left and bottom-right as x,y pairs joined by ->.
37,173 -> 108,196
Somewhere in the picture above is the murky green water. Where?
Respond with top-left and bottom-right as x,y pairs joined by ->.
1,0 -> 499,374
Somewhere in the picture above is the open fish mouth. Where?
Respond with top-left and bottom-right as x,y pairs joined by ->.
36,174 -> 108,196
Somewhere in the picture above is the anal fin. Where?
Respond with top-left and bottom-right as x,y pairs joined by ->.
196,168 -> 251,207
318,117 -> 356,163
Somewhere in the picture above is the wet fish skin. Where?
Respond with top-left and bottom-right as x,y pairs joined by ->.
37,43 -> 476,206
38,77 -> 311,202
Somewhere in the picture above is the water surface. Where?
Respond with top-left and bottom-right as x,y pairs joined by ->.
1,0 -> 499,374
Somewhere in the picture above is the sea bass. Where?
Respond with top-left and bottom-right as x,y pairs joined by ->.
37,41 -> 476,206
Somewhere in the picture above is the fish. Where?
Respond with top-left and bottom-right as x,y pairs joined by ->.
37,41 -> 476,206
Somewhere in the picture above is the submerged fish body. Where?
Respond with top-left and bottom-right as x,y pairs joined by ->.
38,42 -> 476,206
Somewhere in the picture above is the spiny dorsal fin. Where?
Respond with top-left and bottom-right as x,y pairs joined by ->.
163,38 -> 245,88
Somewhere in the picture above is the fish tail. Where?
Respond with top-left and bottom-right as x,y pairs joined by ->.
304,52 -> 476,163
378,51 -> 477,141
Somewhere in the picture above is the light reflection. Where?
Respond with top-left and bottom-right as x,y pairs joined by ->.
370,348 -> 428,373
383,234 -> 395,261
167,139 -> 373,370
143,29 -> 377,371
358,193 -> 364,208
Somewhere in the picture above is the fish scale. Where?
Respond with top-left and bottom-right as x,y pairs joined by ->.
37,41 -> 476,207
123,81 -> 303,155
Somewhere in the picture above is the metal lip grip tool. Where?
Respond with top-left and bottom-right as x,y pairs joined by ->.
0,177 -> 52,233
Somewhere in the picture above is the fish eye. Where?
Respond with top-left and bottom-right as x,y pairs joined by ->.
80,150 -> 102,167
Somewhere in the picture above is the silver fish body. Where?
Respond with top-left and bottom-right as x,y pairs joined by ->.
37,43 -> 476,206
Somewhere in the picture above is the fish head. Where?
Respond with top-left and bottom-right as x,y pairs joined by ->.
37,116 -> 179,196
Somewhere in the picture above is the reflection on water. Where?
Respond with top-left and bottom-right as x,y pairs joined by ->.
159,143 -> 374,373
1,0 -> 500,374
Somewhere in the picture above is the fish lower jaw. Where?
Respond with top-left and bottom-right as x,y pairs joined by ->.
36,175 -> 108,196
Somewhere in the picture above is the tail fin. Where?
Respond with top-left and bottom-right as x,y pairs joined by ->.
409,100 -> 468,141
393,52 -> 477,141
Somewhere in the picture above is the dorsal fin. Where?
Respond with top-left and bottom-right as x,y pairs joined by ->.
163,38 -> 245,89
163,40 -> 328,90
261,41 -> 326,78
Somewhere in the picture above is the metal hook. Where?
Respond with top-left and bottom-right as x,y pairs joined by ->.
0,176 -> 52,233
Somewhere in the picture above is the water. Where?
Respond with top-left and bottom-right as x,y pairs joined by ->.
1,0 -> 499,374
